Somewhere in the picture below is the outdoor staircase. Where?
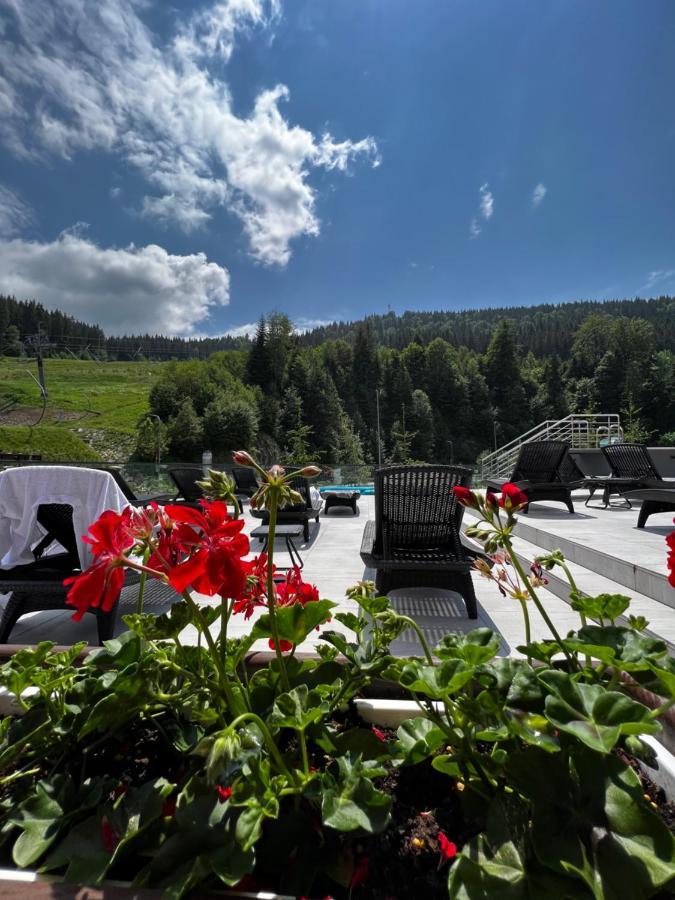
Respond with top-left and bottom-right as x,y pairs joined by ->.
479,413 -> 623,483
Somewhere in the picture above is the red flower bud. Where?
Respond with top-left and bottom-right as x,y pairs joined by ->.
372,726 -> 387,743
298,465 -> 321,478
485,490 -> 499,509
452,486 -> 477,508
437,831 -> 457,860
498,483 -> 529,510
101,816 -> 119,854
232,450 -> 255,467
350,857 -> 370,888
216,785 -> 233,803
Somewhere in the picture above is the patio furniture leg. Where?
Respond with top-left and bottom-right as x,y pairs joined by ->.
284,534 -> 304,570
565,494 -> 575,514
585,485 -> 597,507
96,607 -> 118,645
0,594 -> 24,643
303,521 -> 310,542
459,573 -> 478,619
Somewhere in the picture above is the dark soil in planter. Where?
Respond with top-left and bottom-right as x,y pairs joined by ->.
2,715 -> 674,899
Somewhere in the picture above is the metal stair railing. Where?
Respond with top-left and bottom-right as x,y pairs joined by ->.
479,414 -> 622,482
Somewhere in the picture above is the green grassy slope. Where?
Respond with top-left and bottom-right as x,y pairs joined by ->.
0,358 -> 167,460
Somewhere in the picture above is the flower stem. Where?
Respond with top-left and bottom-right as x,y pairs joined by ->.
517,596 -> 532,661
227,712 -> 298,784
181,589 -> 242,714
135,547 -> 151,615
394,614 -> 435,665
507,544 -> 575,667
265,487 -> 291,691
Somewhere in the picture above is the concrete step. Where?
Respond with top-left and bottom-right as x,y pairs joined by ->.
497,528 -> 675,652
466,508 -> 672,609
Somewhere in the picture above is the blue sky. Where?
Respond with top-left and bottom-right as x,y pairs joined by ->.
0,0 -> 674,336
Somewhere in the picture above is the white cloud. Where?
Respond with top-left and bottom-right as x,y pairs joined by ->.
0,0 -> 378,266
0,234 -> 230,335
0,184 -> 33,237
479,183 -> 494,220
532,182 -> 547,208
641,269 -> 675,293
468,183 -> 493,238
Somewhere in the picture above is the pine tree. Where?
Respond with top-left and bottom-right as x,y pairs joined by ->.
245,317 -> 271,391
484,320 -> 531,443
167,398 -> 204,461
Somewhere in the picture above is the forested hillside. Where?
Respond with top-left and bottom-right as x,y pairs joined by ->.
2,296 -> 674,465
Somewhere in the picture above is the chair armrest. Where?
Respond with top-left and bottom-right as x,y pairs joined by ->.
461,533 -> 492,566
360,519 -> 377,563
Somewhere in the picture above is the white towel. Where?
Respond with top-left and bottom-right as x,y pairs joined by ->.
0,466 -> 130,572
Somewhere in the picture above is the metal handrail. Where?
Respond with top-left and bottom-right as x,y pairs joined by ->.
480,414 -> 622,481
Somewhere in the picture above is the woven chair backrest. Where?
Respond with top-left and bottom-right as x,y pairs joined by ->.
35,503 -> 78,563
375,464 -> 472,555
103,467 -> 139,504
557,452 -> 584,484
279,475 -> 311,512
168,468 -> 205,502
232,467 -> 259,493
511,441 -> 569,483
602,444 -> 661,481
568,450 -> 612,478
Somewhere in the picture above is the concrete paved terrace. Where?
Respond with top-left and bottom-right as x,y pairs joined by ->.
6,488 -> 674,656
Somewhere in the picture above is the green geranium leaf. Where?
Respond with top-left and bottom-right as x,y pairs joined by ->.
435,628 -> 500,665
563,626 -> 667,670
542,675 -> 659,753
397,658 -> 474,699
269,684 -> 329,731
396,717 -> 447,765
42,815 -> 113,885
252,600 -> 336,645
123,600 -> 191,641
334,611 -> 363,632
321,756 -> 391,833
10,776 -> 72,867
570,593 -> 631,624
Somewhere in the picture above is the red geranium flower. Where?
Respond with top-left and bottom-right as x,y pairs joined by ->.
268,639 -> 293,653
350,856 -> 370,888
276,567 -> 320,608
101,815 -> 119,854
64,507 -> 135,621
232,553 -> 274,619
372,726 -> 387,743
498,483 -> 529,510
667,523 -> 675,589
437,831 -> 457,860
163,501 -> 249,598
216,785 -> 233,803
452,486 -> 477,507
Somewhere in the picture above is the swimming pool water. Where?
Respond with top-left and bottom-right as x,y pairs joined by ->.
319,484 -> 374,495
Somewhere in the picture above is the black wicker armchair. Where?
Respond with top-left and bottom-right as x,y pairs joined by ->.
595,444 -> 671,518
232,466 -> 260,498
0,503 -> 120,644
250,475 -> 322,541
486,440 -> 574,513
168,467 -> 207,506
360,464 -> 478,618
103,467 -> 176,506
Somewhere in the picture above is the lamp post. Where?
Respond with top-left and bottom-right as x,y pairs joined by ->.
375,388 -> 382,466
146,414 -> 162,474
